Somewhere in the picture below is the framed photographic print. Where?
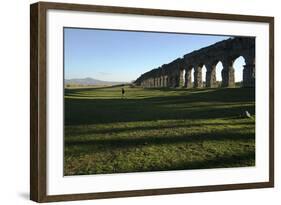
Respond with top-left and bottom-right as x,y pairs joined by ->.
30,1 -> 274,202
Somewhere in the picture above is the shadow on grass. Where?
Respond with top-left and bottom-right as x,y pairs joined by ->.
66,121 -> 254,136
129,150 -> 255,173
65,88 -> 255,126
65,130 -> 254,155
64,149 -> 255,175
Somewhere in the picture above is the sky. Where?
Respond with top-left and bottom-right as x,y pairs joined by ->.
64,28 -> 245,82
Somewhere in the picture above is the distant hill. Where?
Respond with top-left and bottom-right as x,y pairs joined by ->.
65,77 -> 127,86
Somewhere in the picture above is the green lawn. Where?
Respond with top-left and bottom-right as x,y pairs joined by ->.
64,85 -> 255,175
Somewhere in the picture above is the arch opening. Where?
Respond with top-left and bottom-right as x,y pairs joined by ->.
233,56 -> 246,87
191,67 -> 194,87
182,69 -> 186,87
215,61 -> 223,87
202,65 -> 207,87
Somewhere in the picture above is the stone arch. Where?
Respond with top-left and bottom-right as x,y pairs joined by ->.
205,60 -> 224,88
135,37 -> 255,88
205,60 -> 217,88
242,53 -> 255,87
215,61 -> 223,86
161,75 -> 166,87
191,68 -> 195,86
193,63 -> 204,88
221,56 -> 235,87
179,66 -> 185,87
184,65 -> 194,88
168,74 -> 178,88
233,56 -> 246,87
164,74 -> 169,87
182,69 -> 186,86
201,65 -> 207,87
174,74 -> 180,87
155,76 -> 159,87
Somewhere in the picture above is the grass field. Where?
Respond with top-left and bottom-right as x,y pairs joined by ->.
64,85 -> 255,175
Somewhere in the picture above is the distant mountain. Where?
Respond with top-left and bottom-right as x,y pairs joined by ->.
65,77 -> 127,86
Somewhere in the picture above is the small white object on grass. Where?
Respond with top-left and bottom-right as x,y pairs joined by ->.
245,110 -> 251,118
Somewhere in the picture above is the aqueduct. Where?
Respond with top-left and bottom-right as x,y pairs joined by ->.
134,37 -> 255,88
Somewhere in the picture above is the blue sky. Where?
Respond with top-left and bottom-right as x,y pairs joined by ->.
64,28 -> 245,82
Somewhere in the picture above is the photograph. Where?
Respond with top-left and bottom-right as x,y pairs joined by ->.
63,28 -> 256,176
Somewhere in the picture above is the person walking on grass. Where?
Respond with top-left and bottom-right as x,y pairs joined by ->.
121,87 -> 125,98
